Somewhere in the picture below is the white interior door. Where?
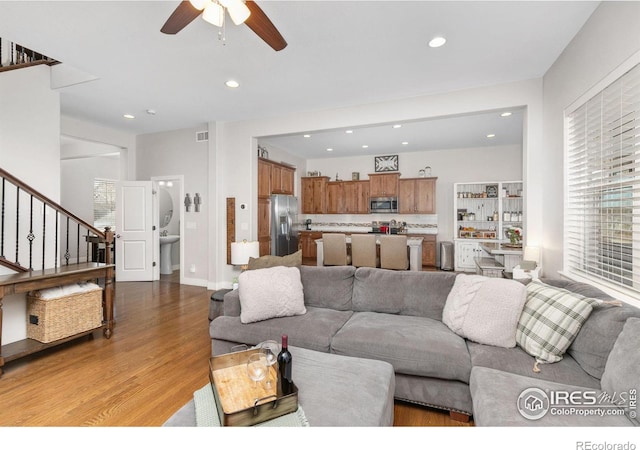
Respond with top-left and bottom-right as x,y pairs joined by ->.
115,181 -> 156,281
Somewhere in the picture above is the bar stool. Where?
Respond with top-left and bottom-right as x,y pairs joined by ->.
322,233 -> 351,266
350,234 -> 379,268
379,235 -> 409,270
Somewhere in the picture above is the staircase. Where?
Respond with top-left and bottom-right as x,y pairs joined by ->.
0,167 -> 115,376
0,38 -> 59,73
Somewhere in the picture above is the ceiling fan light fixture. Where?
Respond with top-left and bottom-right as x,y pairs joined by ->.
190,0 -> 211,11
202,2 -> 224,27
221,0 -> 251,25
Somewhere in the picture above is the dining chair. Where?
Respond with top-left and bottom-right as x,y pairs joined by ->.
379,235 -> 409,270
322,233 -> 351,266
350,234 -> 379,268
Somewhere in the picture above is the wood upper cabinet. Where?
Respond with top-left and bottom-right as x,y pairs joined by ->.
399,178 -> 437,214
326,180 -> 370,214
271,164 -> 295,195
258,159 -> 272,198
326,182 -> 344,214
368,173 -> 399,197
301,177 -> 329,214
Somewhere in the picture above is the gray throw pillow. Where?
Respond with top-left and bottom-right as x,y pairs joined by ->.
600,317 -> 640,425
247,250 -> 302,270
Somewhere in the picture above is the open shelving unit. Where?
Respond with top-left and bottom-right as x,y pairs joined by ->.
453,181 -> 523,272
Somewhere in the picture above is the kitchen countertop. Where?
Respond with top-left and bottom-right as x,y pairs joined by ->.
480,242 -> 523,255
302,227 -> 438,235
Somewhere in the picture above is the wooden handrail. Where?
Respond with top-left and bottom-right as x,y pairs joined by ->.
0,167 -> 105,239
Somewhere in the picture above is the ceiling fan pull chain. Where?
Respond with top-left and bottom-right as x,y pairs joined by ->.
218,8 -> 226,45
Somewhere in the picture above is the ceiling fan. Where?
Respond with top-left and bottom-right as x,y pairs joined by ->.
161,0 -> 287,52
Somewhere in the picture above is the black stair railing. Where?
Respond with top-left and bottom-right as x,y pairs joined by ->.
0,167 -> 112,272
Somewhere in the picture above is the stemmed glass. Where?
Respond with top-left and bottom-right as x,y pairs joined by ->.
246,353 -> 268,388
259,340 -> 280,390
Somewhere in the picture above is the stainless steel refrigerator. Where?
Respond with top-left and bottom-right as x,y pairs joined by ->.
270,194 -> 299,256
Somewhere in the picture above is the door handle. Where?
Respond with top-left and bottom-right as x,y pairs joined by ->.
116,234 -> 121,239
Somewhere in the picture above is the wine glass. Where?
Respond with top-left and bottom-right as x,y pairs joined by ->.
246,353 -> 268,388
259,340 -> 280,390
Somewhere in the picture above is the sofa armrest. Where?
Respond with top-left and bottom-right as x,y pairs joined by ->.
223,289 -> 241,317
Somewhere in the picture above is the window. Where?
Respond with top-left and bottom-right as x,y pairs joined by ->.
93,178 -> 116,231
565,61 -> 640,294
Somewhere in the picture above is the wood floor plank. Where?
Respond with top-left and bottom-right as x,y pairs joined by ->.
0,274 -> 468,427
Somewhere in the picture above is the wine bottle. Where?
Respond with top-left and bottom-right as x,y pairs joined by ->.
277,334 -> 293,395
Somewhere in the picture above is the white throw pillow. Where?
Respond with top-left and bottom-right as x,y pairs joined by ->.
238,266 -> 306,324
442,274 -> 527,348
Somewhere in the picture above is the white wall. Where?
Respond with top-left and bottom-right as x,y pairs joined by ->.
136,127 -> 209,286
542,1 -> 640,277
0,65 -> 60,344
61,156 -> 120,225
215,78 -> 542,288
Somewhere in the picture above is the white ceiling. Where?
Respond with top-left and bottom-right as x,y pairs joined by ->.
0,1 -> 599,157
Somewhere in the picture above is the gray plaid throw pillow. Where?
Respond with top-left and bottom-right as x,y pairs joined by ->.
516,280 -> 600,371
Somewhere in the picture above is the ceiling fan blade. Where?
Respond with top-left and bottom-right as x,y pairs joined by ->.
244,1 -> 287,51
161,1 -> 202,35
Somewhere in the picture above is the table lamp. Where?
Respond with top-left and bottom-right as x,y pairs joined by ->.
231,240 -> 260,271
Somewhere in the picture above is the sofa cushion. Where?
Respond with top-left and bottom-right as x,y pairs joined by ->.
601,317 -> 640,425
210,306 -> 353,353
467,341 -> 601,389
331,311 -> 471,383
299,265 -> 355,311
238,266 -> 306,323
247,250 -> 302,270
470,366 -> 632,426
516,280 -> 599,370
352,268 -> 457,320
442,274 -> 526,348
541,278 -> 640,379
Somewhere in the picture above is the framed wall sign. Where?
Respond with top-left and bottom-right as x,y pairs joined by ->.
374,155 -> 399,172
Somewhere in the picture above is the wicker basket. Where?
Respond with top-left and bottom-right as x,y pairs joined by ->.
27,288 -> 103,343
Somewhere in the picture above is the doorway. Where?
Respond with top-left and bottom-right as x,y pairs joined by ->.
151,175 -> 185,283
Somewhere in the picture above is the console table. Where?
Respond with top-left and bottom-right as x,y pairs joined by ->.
0,262 -> 115,376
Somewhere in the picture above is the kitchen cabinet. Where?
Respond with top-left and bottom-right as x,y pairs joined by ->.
259,158 -> 294,196
298,231 -> 322,264
326,180 -> 370,214
301,177 -> 329,214
368,173 -> 399,197
455,241 -> 490,272
399,178 -> 437,214
258,158 -> 295,255
257,198 -> 271,256
406,233 -> 437,268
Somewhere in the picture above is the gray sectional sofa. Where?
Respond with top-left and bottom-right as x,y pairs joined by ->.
209,265 -> 640,425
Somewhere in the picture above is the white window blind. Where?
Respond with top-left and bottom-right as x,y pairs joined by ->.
565,62 -> 640,293
93,178 -> 116,231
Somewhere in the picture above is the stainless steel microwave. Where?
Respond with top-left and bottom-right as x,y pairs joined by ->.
369,197 -> 398,213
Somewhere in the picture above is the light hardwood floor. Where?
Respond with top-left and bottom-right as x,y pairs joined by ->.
0,274 -> 472,427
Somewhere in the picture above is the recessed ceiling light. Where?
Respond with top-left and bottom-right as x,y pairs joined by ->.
345,130 -> 353,134
401,142 -> 409,145
146,109 -> 156,115
362,145 -> 369,149
392,124 -> 402,129
303,134 -> 311,138
486,134 -> 496,138
326,148 -> 333,152
500,112 -> 512,117
123,114 -> 135,119
225,80 -> 240,88
428,36 -> 447,48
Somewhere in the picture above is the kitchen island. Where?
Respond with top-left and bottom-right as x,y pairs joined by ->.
315,235 -> 424,271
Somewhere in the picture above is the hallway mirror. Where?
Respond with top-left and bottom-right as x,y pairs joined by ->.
159,187 -> 173,228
